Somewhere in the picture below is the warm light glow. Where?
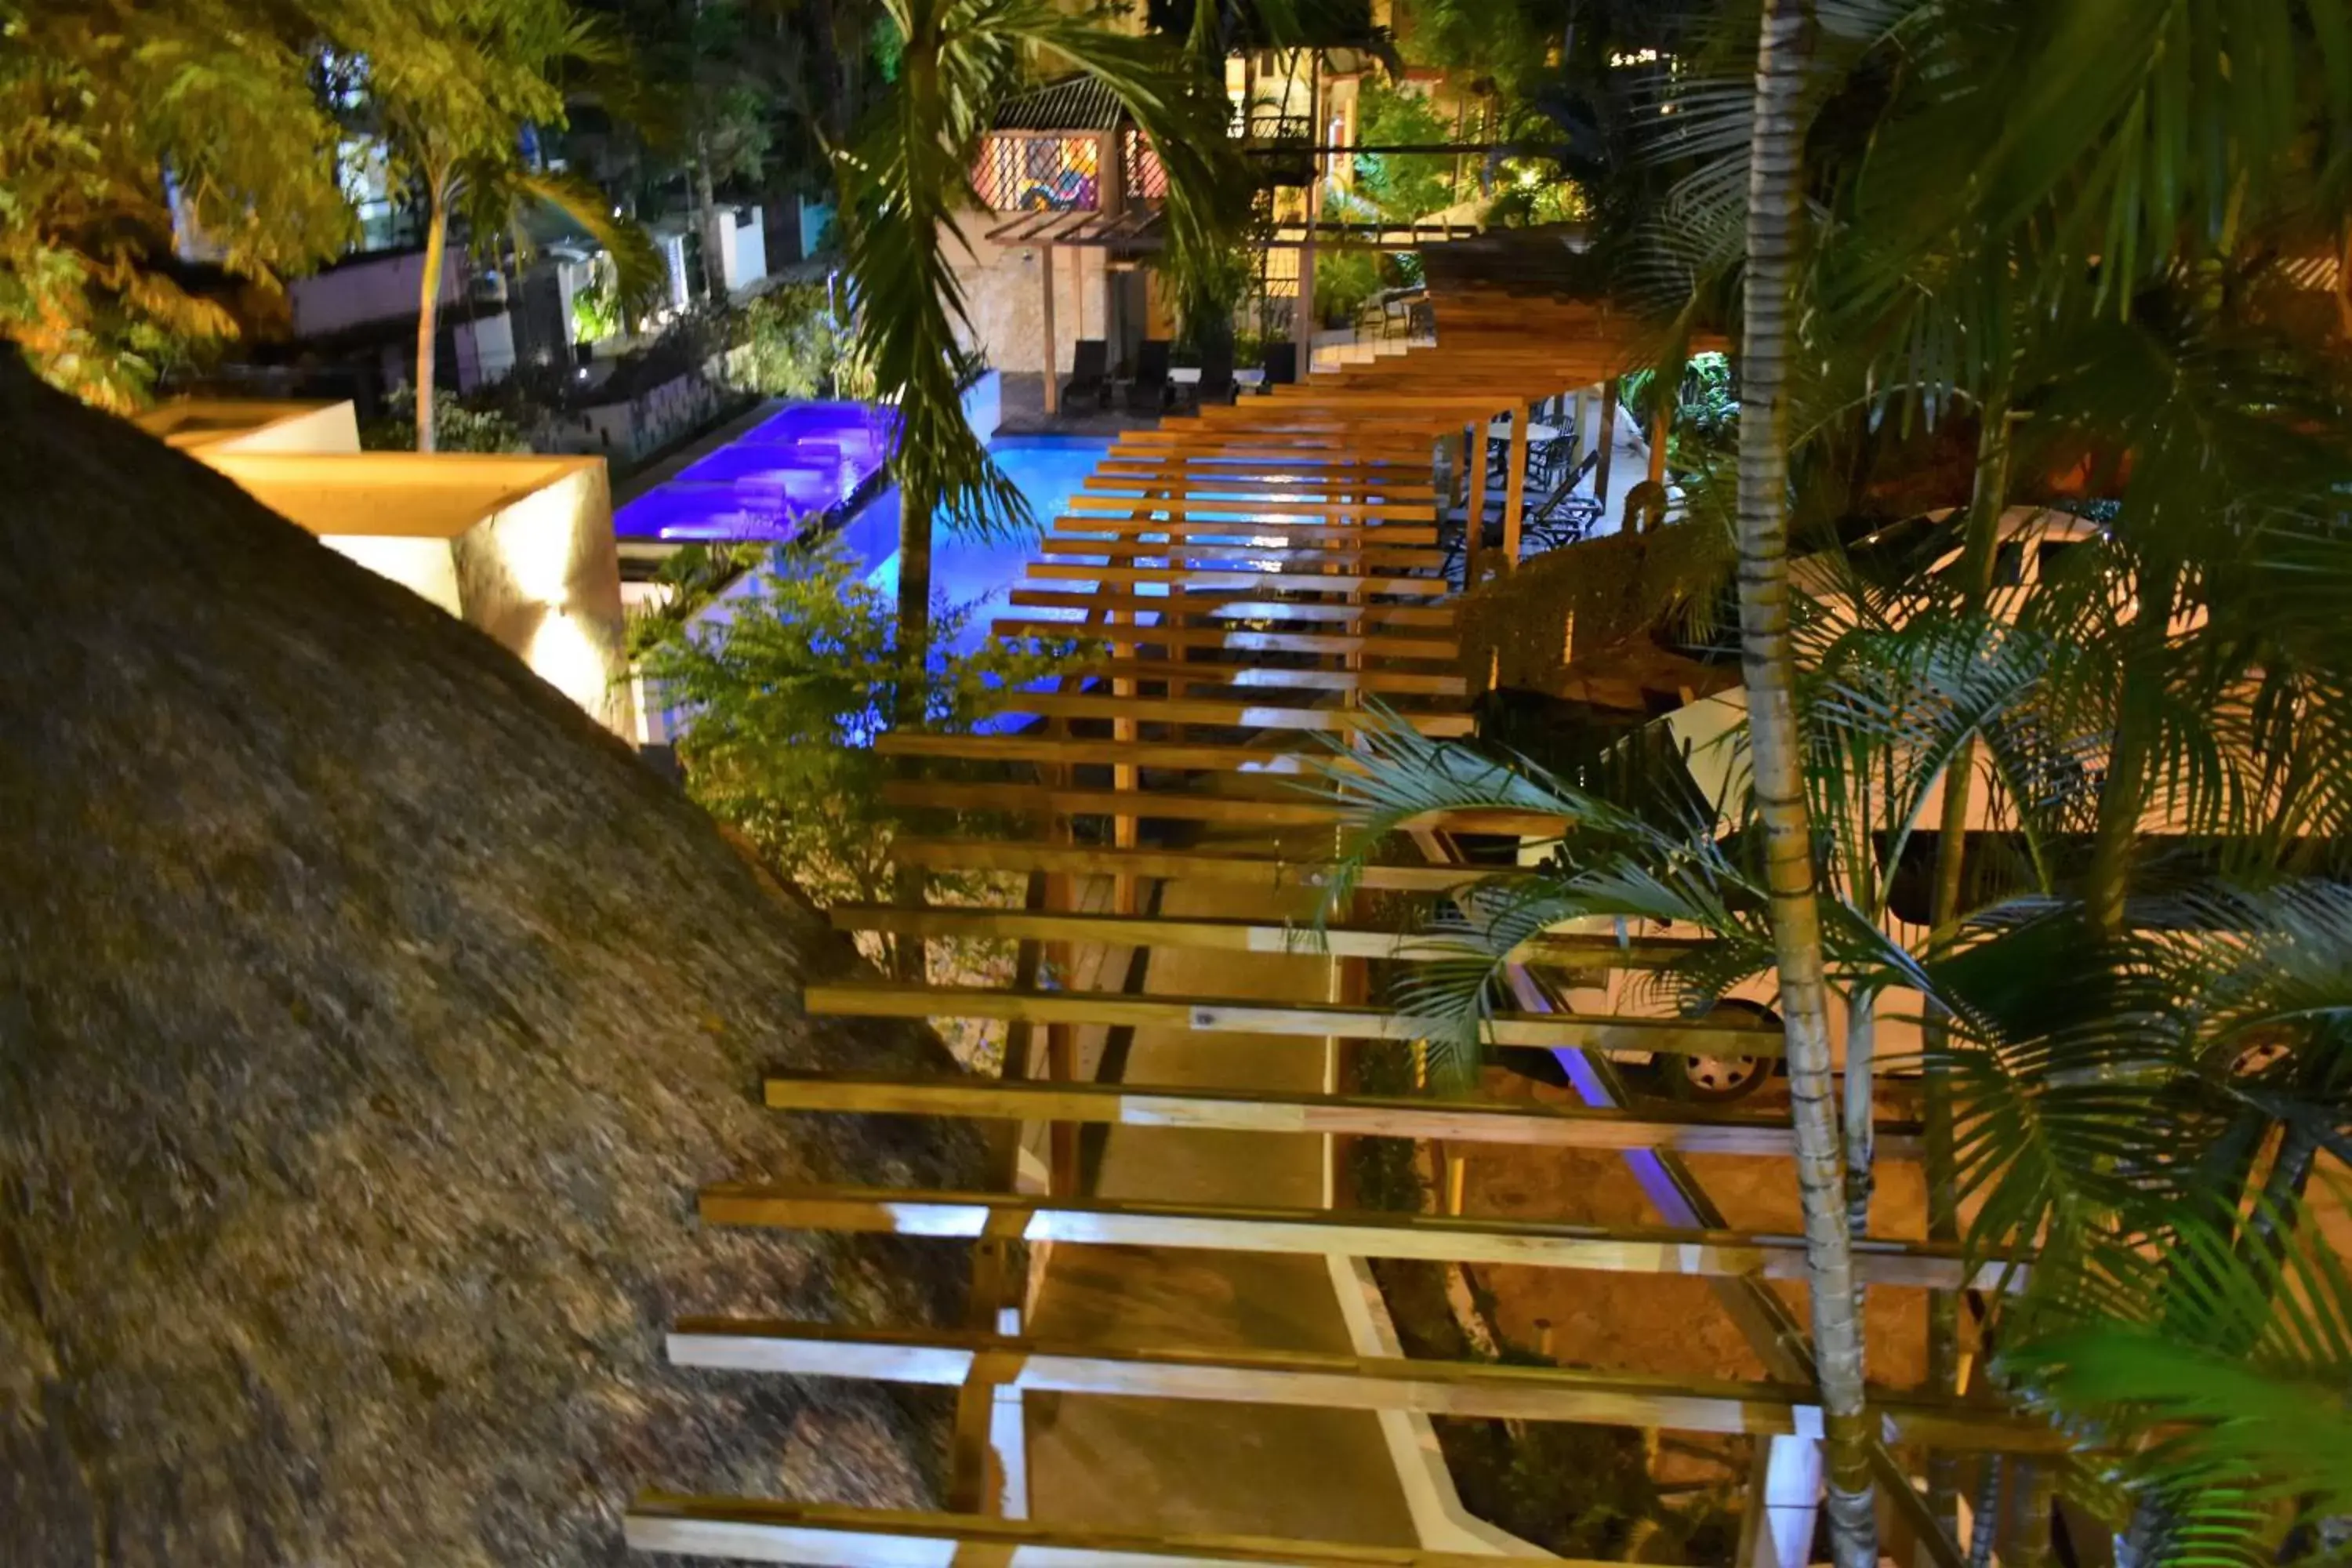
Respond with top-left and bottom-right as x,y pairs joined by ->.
527,608 -> 612,719
494,485 -> 582,605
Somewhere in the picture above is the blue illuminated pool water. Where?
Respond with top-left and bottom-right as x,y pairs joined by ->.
614,401 -> 896,542
837,435 -> 1111,658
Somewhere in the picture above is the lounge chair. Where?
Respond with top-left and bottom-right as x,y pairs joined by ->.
1062,339 -> 1111,410
1127,339 -> 1172,412
1192,340 -> 1239,407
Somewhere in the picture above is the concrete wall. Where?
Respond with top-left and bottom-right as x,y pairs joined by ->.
136,400 -> 363,456
450,462 -> 633,735
290,249 -> 463,338
191,438 -> 633,738
723,208 -> 768,294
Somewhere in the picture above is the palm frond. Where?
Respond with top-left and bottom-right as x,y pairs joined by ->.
512,169 -> 670,320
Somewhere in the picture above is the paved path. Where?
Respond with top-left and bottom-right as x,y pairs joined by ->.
1023,876 -> 1420,1545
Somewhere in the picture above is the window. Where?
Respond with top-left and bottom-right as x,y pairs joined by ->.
973,135 -> 1101,212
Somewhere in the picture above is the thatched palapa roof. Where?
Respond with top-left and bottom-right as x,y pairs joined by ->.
0,350 -> 982,1566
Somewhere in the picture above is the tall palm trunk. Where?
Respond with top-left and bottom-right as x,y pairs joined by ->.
1733,4 -> 1878,1562
890,481 -> 935,980
1923,384 -> 2011,1531
415,178 -> 450,454
695,143 -> 731,303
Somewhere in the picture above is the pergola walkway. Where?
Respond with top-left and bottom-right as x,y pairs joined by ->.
626,280 -> 2041,1567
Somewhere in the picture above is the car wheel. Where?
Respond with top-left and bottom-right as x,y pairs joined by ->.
1657,1005 -> 1777,1104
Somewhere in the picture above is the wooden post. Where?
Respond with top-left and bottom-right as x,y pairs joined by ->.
1293,60 -> 1323,378
1592,381 -> 1617,514
1444,1152 -> 1468,1216
1040,243 -> 1058,418
1648,398 -> 1671,489
1501,404 -> 1530,568
1461,426 -> 1485,586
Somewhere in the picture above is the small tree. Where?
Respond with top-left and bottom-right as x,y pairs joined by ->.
632,540 -> 1076,931
340,0 -> 666,451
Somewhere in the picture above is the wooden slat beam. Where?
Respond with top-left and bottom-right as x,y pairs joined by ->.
667,1319 -> 2056,1450
1000,691 -> 1472,735
992,619 -> 1464,661
877,731 -> 1334,774
802,981 -> 1785,1055
881,779 -> 1347,827
1007,590 -> 1457,628
698,1184 -> 2016,1290
762,1070 -> 1926,1160
881,780 -> 1565,835
826,905 -> 1690,971
1024,564 -> 1450,598
1065,496 -> 1436,522
1040,541 -> 1447,570
1071,659 -> 1468,697
624,1497 -> 1621,1568
1054,518 -> 1441,546
887,838 -> 1513,891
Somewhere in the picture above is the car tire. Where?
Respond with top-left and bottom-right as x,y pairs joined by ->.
1656,1004 -> 1777,1104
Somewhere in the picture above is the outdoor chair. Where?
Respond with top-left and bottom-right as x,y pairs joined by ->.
1128,339 -> 1173,412
1261,342 -> 1298,388
1380,293 -> 1414,343
1188,341 -> 1240,408
1062,339 -> 1112,410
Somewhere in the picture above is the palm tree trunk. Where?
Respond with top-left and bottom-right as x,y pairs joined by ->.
415,180 -> 449,454
1842,987 -> 1875,1240
891,483 -> 935,981
695,142 -> 731,303
1923,385 -> 2011,1532
1733,4 -> 1878,1563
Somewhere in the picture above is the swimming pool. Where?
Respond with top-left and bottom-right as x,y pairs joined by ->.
836,435 -> 1111,657
613,401 -> 896,542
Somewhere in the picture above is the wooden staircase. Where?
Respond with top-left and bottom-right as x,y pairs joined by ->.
625,294 -> 2034,1566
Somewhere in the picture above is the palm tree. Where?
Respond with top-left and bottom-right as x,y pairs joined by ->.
346,0 -> 667,452
1729,4 -> 1883,1559
829,0 -> 1245,698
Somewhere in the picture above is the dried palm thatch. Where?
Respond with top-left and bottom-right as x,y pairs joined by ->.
0,350 -> 983,1566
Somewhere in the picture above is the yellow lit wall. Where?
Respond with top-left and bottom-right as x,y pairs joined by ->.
137,399 -> 635,738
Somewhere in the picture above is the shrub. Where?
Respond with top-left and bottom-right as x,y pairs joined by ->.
731,282 -> 853,399
358,387 -> 532,452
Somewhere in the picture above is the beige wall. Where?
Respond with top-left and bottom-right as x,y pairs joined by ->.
951,215 -> 1120,376
183,423 -> 634,738
449,463 -> 633,735
134,399 -> 362,455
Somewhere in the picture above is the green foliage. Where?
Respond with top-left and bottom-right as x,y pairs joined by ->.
2002,1178 -> 2352,1565
729,282 -> 854,399
0,0 -> 355,408
1482,159 -> 1586,228
632,540 -> 1080,906
835,1 -> 1247,552
358,387 -> 533,452
1352,79 -> 1456,222
1312,249 -> 1380,326
571,260 -> 622,343
1621,351 -> 1738,474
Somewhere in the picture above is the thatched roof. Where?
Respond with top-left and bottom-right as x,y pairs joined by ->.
0,350 -> 982,1566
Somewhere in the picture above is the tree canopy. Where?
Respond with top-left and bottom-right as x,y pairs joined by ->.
0,0 -> 354,408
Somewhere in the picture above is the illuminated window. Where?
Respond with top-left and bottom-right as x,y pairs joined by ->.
973,135 -> 1101,212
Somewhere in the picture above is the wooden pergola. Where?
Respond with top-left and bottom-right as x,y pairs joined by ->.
626,271 -> 2028,1568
